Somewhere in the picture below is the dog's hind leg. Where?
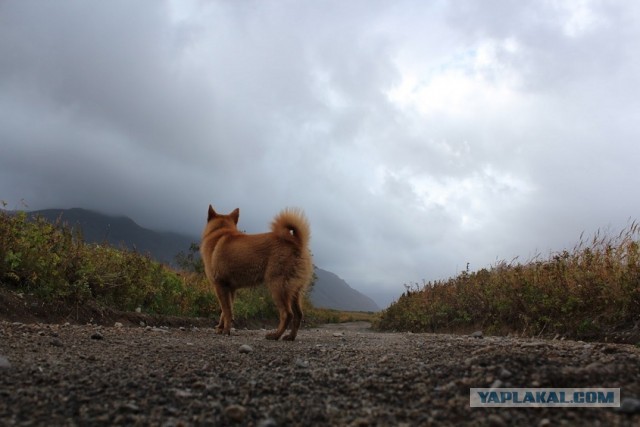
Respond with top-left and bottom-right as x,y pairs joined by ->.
266,283 -> 293,340
282,290 -> 303,341
214,284 -> 234,335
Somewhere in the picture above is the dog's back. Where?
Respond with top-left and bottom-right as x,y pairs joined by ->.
202,207 -> 312,291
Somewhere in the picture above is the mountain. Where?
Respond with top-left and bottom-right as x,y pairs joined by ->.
25,208 -> 380,312
311,267 -> 380,312
27,208 -> 194,266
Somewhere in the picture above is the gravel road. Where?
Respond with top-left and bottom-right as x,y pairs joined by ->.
1,320 -> 639,426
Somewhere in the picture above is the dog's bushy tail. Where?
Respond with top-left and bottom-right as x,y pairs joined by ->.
271,208 -> 311,249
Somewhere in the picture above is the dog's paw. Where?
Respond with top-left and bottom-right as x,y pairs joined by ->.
282,334 -> 296,341
265,332 -> 280,340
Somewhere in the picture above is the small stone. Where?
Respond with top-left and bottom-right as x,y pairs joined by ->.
499,368 -> 512,379
239,344 -> 253,354
135,307 -> 142,313
121,402 -> 140,412
50,338 -> 63,347
174,389 -> 194,398
0,355 -> 11,369
333,332 -> 344,337
488,414 -> 507,427
619,397 -> 640,414
471,331 -> 483,339
224,404 -> 246,422
139,321 -> 146,327
91,332 -> 104,340
114,322 -> 123,328
257,418 -> 278,427
490,379 -> 503,389
294,358 -> 309,368
538,419 -> 551,427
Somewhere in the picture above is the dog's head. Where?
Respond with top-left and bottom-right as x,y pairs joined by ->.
204,205 -> 240,234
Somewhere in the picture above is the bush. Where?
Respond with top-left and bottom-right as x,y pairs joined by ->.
374,221 -> 640,339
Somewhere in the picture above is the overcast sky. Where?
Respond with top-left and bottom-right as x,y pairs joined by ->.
2,1 -> 639,307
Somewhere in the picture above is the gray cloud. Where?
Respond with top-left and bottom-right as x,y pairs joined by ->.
2,0 -> 640,307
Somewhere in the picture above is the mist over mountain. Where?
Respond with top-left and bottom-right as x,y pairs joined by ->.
311,267 -> 380,312
26,208 -> 380,312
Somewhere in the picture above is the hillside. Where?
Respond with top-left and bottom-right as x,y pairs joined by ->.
312,267 -> 380,312
28,208 -> 193,266
26,208 -> 380,312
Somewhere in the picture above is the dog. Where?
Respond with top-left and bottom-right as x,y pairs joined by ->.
200,205 -> 313,340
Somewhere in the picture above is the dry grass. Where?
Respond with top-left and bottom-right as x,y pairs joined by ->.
374,222 -> 640,340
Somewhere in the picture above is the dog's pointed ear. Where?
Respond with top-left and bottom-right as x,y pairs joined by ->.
207,205 -> 217,221
230,208 -> 240,224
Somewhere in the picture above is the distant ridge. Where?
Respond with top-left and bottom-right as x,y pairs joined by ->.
27,208 -> 194,266
26,208 -> 380,312
312,267 -> 380,312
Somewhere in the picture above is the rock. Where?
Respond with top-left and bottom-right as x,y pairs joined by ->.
499,368 -> 512,379
471,331 -> 483,339
619,397 -> 640,414
0,355 -> 11,369
50,338 -> 63,347
294,358 -> 310,368
490,379 -> 503,389
333,332 -> 345,337
174,389 -> 194,398
239,344 -> 253,354
114,322 -> 123,328
488,414 -> 507,427
224,404 -> 246,422
257,418 -> 278,427
91,332 -> 104,340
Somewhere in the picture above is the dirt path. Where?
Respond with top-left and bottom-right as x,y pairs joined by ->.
1,321 -> 639,426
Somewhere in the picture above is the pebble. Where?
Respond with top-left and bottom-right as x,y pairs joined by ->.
619,397 -> 640,414
295,358 -> 310,368
257,418 -> 278,427
91,332 -> 104,340
50,338 -> 63,347
333,332 -> 345,337
224,404 -> 247,422
114,322 -> 123,328
471,331 -> 483,339
239,344 -> 253,354
487,414 -> 507,427
499,368 -> 512,379
0,355 -> 11,369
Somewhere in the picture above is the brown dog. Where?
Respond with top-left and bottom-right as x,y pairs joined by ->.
200,205 -> 313,340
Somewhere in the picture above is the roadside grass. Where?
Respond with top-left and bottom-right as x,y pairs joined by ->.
0,210 -> 219,318
373,222 -> 640,340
